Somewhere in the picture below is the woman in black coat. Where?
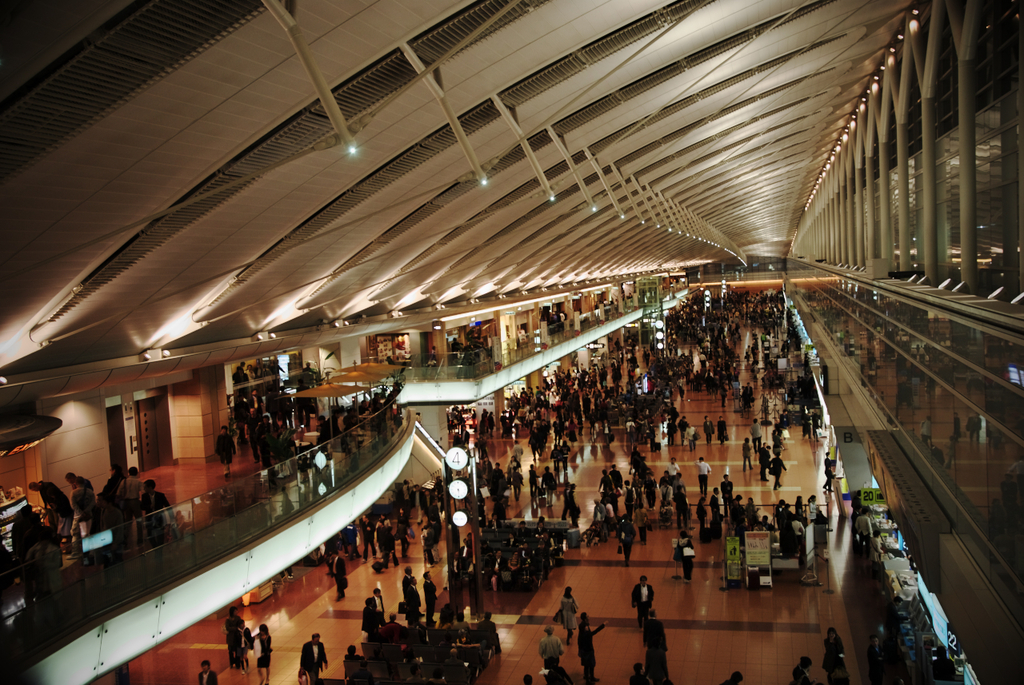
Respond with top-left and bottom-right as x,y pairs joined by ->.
822,626 -> 845,684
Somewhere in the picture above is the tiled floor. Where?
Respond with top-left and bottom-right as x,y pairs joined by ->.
136,416 -> 327,505
126,329 -> 908,685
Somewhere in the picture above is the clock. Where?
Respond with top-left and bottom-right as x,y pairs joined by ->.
445,446 -> 469,471
448,479 -> 469,500
452,511 -> 468,527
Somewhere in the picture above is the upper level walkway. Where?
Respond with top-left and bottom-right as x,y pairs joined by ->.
400,286 -> 690,404
6,400 -> 429,685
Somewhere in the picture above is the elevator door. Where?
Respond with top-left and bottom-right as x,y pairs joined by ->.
136,397 -> 162,470
106,406 -> 128,473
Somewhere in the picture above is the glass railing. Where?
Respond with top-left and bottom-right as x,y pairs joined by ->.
1,398 -> 407,664
395,295 -> 677,384
786,259 -> 1024,629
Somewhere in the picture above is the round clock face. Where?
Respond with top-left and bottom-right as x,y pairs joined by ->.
452,511 -> 468,527
445,446 -> 469,470
448,479 -> 469,500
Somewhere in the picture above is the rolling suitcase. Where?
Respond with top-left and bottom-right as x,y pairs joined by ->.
699,527 -> 713,543
710,519 -> 722,540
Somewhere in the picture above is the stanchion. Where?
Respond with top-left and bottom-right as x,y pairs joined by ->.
822,495 -> 835,594
718,528 -> 728,592
672,560 -> 682,581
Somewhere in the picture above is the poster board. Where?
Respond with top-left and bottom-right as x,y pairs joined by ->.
745,531 -> 771,566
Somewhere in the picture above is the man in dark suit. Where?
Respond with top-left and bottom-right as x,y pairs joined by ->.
423,571 -> 438,626
361,597 -> 384,641
643,608 -> 667,650
631,575 -> 654,628
198,660 -> 218,685
300,633 -> 328,684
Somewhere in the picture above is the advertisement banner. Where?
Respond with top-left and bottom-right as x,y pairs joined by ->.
745,531 -> 771,566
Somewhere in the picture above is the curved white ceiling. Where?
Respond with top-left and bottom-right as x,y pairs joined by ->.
0,0 -> 909,385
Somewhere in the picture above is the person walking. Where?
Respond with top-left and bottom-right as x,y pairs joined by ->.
716,415 -> 728,444
198,659 -> 219,685
216,425 -> 236,478
576,612 -> 606,683
750,420 -> 762,451
696,496 -> 707,533
678,533 -> 695,582
695,457 -> 711,496
920,416 -> 932,447
631,575 -> 654,628
223,606 -> 244,669
866,634 -> 885,685
539,625 -> 568,680
254,624 -> 273,685
741,438 -> 753,472
559,587 -> 579,645
633,503 -> 648,545
618,516 -> 636,566
822,627 -> 845,685
645,641 -> 669,685
329,552 -> 347,601
703,416 -> 714,445
770,453 -> 788,490
300,632 -> 328,685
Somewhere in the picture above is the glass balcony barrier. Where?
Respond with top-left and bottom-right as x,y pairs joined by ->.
0,398 -> 406,664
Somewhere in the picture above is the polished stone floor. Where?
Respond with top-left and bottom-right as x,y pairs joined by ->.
126,329 -> 908,685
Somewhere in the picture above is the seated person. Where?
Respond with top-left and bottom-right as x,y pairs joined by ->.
452,607 -> 471,633
351,659 -> 375,684
437,603 -> 456,629
426,666 -> 447,684
404,662 -> 427,683
379,612 -> 403,643
439,631 -> 455,648
932,646 -> 956,680
344,645 -> 361,661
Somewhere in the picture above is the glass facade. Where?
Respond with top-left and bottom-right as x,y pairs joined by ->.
810,0 -> 1020,295
787,259 -> 1024,629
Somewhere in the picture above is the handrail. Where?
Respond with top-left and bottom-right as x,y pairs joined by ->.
1,396 -> 406,665
396,292 -> 689,384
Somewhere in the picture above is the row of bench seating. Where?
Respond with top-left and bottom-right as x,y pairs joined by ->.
335,659 -> 473,683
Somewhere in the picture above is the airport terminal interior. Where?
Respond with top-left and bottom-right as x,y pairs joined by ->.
1,1 -> 1023,684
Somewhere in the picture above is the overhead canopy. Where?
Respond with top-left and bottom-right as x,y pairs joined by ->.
291,383 -> 366,398
0,0 -> 909,394
334,364 -> 404,384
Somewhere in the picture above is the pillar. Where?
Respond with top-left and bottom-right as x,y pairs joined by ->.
879,138 -> 893,270
854,126 -> 865,267
865,144 -> 876,261
921,93 -> 938,284
896,119 -> 912,270
959,15 -> 979,291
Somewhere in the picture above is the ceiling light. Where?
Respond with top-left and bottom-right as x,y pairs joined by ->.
140,351 -> 151,362
591,206 -> 597,212
253,333 -> 265,341
333,321 -> 341,328
480,177 -> 488,186
162,349 -> 171,357
0,377 -> 6,385
348,145 -> 357,155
